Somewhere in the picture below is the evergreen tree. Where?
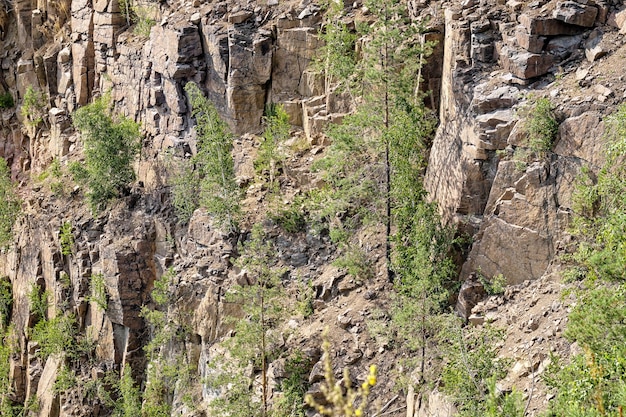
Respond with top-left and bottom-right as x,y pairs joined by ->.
175,82 -> 240,228
211,224 -> 288,417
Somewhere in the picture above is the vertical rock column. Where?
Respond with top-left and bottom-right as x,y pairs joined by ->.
71,0 -> 95,106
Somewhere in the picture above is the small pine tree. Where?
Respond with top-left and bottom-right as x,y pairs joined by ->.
211,224 -> 288,417
177,82 -> 240,229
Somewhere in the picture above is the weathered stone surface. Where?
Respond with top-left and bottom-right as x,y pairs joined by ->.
272,27 -> 321,99
416,388 -> 458,417
553,1 -> 598,27
608,8 -> 626,34
585,30 -> 607,62
36,355 -> 61,417
456,274 -> 486,318
545,34 -> 583,58
554,111 -> 606,169
519,13 -> 582,36
515,25 -> 546,53
500,46 -> 555,79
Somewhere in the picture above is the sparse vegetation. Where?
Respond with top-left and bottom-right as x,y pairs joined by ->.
59,221 -> 74,256
87,273 -> 108,310
21,86 -> 47,126
0,92 -> 14,109
172,82 -> 240,228
545,103 -> 626,416
0,158 -> 20,248
522,97 -> 559,154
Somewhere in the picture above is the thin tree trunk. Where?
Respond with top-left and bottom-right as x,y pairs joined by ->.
261,289 -> 267,417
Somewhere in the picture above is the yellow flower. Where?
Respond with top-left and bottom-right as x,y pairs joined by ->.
355,409 -> 363,417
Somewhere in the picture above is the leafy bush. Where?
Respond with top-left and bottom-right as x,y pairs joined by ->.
59,221 -> 74,256
0,158 -> 20,248
31,314 -> 77,360
544,284 -> 626,417
28,284 -> 50,322
439,317 -> 513,417
21,86 -> 47,126
133,5 -> 156,38
0,92 -> 14,109
480,273 -> 507,296
72,94 -> 141,213
87,273 -> 107,310
522,97 -> 558,154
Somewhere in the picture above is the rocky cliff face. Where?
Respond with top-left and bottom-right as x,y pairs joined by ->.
1,0 -> 626,415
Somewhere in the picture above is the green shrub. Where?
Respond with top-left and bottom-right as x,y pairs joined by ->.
439,317 -> 510,417
480,273 -> 507,296
522,97 -> 558,154
87,273 -> 107,310
133,5 -> 156,38
269,205 -> 306,234
0,279 -> 11,330
21,86 -> 47,126
544,284 -> 626,417
53,366 -> 77,395
117,365 -> 141,417
59,221 -> 74,256
72,94 -> 141,213
255,104 -> 290,190
31,314 -> 77,360
28,284 -> 50,322
332,245 -> 373,282
0,158 -> 20,248
0,92 -> 14,109
274,351 -> 311,417
170,164 -> 199,223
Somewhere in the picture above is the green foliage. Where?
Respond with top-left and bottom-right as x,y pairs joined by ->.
212,224 -> 289,416
116,365 -> 142,417
484,377 -> 525,417
0,157 -> 20,248
53,365 -> 77,395
332,245 -> 373,282
0,326 -> 20,416
255,104 -> 291,190
87,273 -> 108,310
317,0 -> 357,96
544,284 -> 626,417
59,221 -> 74,256
274,351 -> 311,417
269,205 -> 306,234
132,5 -> 156,38
0,92 -> 14,109
439,316 -> 510,417
174,82 -> 240,228
72,94 -> 141,213
521,97 -> 558,154
31,314 -> 77,360
28,283 -> 50,322
480,273 -> 507,296
151,267 -> 173,307
21,86 -> 47,126
170,163 -> 199,223
0,279 -> 11,330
